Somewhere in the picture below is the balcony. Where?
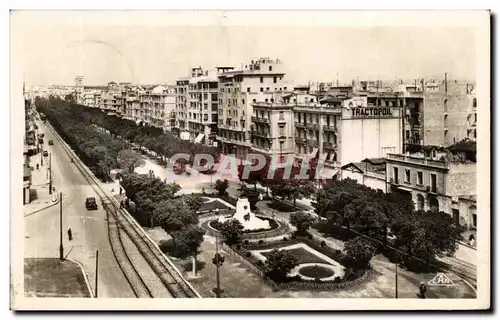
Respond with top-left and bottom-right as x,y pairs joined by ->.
252,131 -> 271,138
253,117 -> 270,124
307,139 -> 319,148
323,125 -> 337,132
306,123 -> 320,130
295,122 -> 307,129
323,142 -> 336,150
295,137 -> 306,144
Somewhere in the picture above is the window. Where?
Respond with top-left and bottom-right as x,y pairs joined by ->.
273,77 -> 277,83
393,167 -> 399,184
269,66 -> 272,71
405,169 -> 410,183
474,113 -> 477,123
430,174 -> 437,192
406,130 -> 410,140
247,87 -> 251,93
253,99 -> 256,103
279,111 -> 284,120
271,99 -> 274,103
444,99 -> 448,112
279,125 -> 285,136
203,93 -> 208,100
204,114 -> 208,121
266,87 -> 270,91
260,87 -> 264,92
242,99 -> 245,104
265,99 -> 268,103
284,87 -> 287,91
260,77 -> 263,83
417,171 -> 423,185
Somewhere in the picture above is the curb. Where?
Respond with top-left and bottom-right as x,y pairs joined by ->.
66,258 -> 94,298
24,197 -> 60,217
458,241 -> 477,251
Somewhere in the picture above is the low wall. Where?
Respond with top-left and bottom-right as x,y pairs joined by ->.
221,241 -> 372,293
201,216 -> 291,240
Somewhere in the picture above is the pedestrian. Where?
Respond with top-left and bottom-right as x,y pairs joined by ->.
67,227 -> 73,241
36,163 -> 39,170
120,200 -> 124,208
469,234 -> 475,247
419,282 -> 427,299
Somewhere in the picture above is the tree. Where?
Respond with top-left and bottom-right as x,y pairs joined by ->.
218,219 -> 244,245
215,179 -> 229,196
173,225 -> 206,276
289,211 -> 317,235
344,237 -> 377,268
391,210 -> 464,267
117,149 -> 145,174
183,194 -> 204,212
264,249 -> 299,282
239,186 -> 260,210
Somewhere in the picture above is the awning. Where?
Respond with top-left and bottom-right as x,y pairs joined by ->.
318,167 -> 339,180
395,185 -> 412,193
195,133 -> 205,144
308,147 -> 318,159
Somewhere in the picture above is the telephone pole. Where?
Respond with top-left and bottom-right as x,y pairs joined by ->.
49,153 -> 52,194
95,250 -> 99,298
395,263 -> 399,298
59,192 -> 64,261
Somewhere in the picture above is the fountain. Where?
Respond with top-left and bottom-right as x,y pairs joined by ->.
218,198 -> 271,231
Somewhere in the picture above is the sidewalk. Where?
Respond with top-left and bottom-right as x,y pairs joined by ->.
24,154 -> 59,216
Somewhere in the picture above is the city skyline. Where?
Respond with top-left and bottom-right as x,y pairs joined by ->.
16,11 -> 476,87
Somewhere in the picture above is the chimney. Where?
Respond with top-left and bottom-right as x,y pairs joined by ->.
444,73 -> 448,94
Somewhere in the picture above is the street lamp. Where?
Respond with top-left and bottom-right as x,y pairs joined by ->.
212,233 -> 224,298
49,153 -> 52,195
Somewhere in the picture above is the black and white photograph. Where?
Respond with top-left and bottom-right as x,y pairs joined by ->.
9,10 -> 490,310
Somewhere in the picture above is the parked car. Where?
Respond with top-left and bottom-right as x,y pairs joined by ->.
43,151 -> 48,157
85,197 -> 98,210
48,140 -> 54,145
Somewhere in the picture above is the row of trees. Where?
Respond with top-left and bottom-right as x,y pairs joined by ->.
67,101 -> 220,165
120,172 -> 206,274
36,96 -> 127,180
237,157 -> 318,208
312,178 -> 464,269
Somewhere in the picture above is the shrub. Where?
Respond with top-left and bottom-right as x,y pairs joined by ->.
320,240 -> 326,247
333,276 -> 342,283
256,260 -> 263,266
236,244 -> 241,250
308,234 -> 314,240
334,249 -> 342,255
282,236 -> 288,241
291,234 -> 297,239
245,251 -> 252,258
258,240 -> 264,245
243,239 -> 250,245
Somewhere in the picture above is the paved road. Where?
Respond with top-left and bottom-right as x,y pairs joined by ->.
24,120 -> 135,298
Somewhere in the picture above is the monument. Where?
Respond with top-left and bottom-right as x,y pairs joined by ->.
218,198 -> 271,231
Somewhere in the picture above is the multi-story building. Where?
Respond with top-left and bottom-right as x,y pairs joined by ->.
218,58 -> 290,160
386,142 -> 476,229
396,78 -> 477,149
174,77 -> 189,139
163,85 -> 176,132
186,67 -> 220,145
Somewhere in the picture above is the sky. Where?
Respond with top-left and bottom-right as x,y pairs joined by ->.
13,11 -> 477,87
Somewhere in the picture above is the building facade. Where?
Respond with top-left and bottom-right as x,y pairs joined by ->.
217,58 -> 290,160
386,149 -> 476,229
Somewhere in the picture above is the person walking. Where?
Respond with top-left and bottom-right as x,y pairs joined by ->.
67,227 -> 73,241
419,282 -> 427,299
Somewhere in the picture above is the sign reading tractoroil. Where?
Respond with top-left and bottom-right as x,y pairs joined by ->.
352,107 -> 392,118
343,106 -> 401,120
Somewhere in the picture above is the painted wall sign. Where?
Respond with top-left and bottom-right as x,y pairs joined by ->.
342,107 -> 401,119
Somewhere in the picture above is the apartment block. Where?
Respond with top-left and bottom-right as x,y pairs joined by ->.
386,142 -> 477,229
217,57 -> 291,160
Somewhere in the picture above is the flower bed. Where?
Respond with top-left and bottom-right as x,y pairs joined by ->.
230,236 -> 369,291
201,216 -> 291,240
298,265 -> 335,279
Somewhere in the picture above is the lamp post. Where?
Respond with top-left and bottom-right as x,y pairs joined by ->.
212,233 -> 224,298
59,192 -> 64,261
